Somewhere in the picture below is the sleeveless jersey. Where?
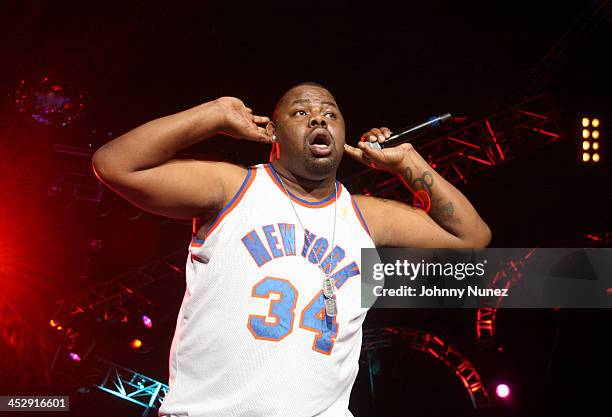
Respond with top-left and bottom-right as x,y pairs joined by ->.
159,163 -> 375,417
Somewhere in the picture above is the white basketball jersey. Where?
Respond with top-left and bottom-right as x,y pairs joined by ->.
159,163 -> 375,417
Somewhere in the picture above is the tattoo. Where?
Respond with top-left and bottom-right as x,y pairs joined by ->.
404,167 -> 434,198
403,167 -> 435,210
403,166 -> 413,183
430,199 -> 461,226
412,171 -> 434,198
403,166 -> 460,227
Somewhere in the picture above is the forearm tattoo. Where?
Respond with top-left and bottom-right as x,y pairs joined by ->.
403,166 -> 460,225
430,200 -> 461,226
404,167 -> 434,198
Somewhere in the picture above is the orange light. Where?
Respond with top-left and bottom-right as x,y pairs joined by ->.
130,338 -> 143,349
593,142 -> 599,150
592,130 -> 599,139
49,319 -> 57,327
592,119 -> 600,128
582,129 -> 590,139
582,141 -> 590,150
582,118 -> 590,127
582,153 -> 590,162
57,326 -> 63,330
593,153 -> 600,162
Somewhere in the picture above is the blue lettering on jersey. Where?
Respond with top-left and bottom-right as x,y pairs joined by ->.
332,261 -> 361,287
263,224 -> 283,258
241,230 -> 272,267
241,224 -> 360,279
278,223 -> 296,256
308,237 -> 328,264
320,246 -> 345,274
301,229 -> 316,258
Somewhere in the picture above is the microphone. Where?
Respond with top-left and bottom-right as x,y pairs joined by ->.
364,113 -> 453,150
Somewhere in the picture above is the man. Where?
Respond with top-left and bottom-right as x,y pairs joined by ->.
92,82 -> 490,417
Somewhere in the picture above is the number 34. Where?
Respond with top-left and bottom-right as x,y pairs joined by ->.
247,276 -> 339,355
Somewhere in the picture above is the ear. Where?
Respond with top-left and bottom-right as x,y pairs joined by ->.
266,121 -> 277,139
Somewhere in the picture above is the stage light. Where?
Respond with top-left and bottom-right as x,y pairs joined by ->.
593,153 -> 600,162
593,142 -> 599,150
592,130 -> 599,139
582,141 -> 590,150
142,315 -> 153,329
582,153 -> 590,162
582,118 -> 590,127
68,352 -> 82,362
582,129 -> 590,139
496,383 -> 510,398
130,338 -> 143,350
49,319 -> 57,327
592,118 -> 600,128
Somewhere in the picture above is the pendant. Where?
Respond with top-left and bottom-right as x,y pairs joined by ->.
322,275 -> 336,298
324,297 -> 337,317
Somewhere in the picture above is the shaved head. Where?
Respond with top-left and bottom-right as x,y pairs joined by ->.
273,82 -> 330,122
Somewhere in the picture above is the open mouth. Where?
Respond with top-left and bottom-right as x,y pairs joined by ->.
308,130 -> 333,156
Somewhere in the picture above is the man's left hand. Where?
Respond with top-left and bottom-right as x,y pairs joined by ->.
344,127 -> 425,174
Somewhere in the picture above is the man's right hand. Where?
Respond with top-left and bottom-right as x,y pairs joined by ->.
214,97 -> 272,143
93,96 -> 266,222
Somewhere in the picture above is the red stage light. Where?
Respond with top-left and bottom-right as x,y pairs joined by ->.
130,338 -> 143,349
496,383 -> 510,398
68,352 -> 82,362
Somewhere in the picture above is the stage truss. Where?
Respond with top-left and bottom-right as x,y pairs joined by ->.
51,248 -> 186,338
343,94 -> 562,200
362,327 -> 491,409
51,344 -> 167,417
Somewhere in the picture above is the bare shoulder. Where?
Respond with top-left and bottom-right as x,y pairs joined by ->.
351,194 -> 442,247
193,159 -> 250,212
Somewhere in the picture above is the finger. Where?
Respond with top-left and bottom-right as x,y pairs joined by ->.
358,140 -> 387,161
361,132 -> 378,142
253,115 -> 270,124
381,127 -> 392,138
252,127 -> 272,143
245,107 -> 253,113
371,128 -> 385,143
343,144 -> 367,163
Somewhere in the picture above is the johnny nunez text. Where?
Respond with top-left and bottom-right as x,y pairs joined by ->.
372,285 -> 509,298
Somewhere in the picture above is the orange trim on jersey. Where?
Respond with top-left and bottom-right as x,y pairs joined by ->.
191,236 -> 205,247
247,277 -> 297,342
264,163 -> 342,208
199,167 -> 256,240
351,197 -> 371,236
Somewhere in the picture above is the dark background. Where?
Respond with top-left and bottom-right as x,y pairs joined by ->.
0,1 -> 610,416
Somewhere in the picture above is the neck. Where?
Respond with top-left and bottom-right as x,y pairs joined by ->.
271,162 -> 337,201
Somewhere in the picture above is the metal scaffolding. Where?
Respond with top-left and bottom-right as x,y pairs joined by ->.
362,327 -> 490,409
343,94 -> 562,201
51,248 -> 187,334
51,343 -> 168,417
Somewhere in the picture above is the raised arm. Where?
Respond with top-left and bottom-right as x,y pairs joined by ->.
92,97 -> 271,220
344,127 -> 491,248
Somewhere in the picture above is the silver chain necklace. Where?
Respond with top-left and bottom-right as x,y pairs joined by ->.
274,168 -> 338,317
